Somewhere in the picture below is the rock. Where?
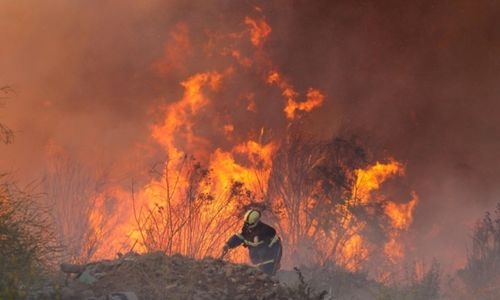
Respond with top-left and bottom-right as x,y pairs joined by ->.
108,292 -> 139,300
58,252 -> 319,300
78,270 -> 98,285
256,273 -> 269,281
81,289 -> 95,298
60,286 -> 76,300
61,263 -> 86,274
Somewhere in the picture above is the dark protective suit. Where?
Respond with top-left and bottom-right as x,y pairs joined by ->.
225,221 -> 282,275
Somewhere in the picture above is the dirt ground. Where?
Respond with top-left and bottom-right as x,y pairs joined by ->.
58,251 -> 324,300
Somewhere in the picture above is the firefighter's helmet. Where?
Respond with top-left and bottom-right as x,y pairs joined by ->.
244,209 -> 261,228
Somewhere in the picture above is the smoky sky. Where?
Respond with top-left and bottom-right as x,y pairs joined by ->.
1,0 -> 500,270
264,0 -> 500,267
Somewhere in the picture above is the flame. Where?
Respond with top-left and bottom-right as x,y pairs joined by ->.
47,7 -> 419,279
134,64 -> 278,260
87,189 -> 141,259
384,237 -> 404,262
209,143 -> 274,198
383,193 -> 419,262
350,161 -> 415,267
354,160 -> 404,204
244,16 -> 271,47
340,234 -> 369,270
223,124 -> 234,136
272,158 -> 417,272
151,71 -> 222,161
284,88 -> 325,119
385,192 -> 419,230
245,93 -> 257,112
227,49 -> 253,67
267,71 -> 325,119
154,23 -> 192,76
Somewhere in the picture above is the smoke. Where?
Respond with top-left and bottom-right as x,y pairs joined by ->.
262,0 -> 500,270
1,0 -> 500,271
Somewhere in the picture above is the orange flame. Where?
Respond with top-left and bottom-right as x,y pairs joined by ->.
273,159 -> 417,272
383,192 -> 419,262
151,71 -> 222,161
340,234 -> 369,270
354,160 -> 404,204
267,71 -> 325,119
154,23 -> 192,76
55,9 -> 419,279
87,188 -> 143,259
244,16 -> 271,47
385,192 -> 418,230
284,88 -> 325,119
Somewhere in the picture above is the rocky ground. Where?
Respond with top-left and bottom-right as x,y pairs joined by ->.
27,250 -> 500,299
55,252 -> 329,300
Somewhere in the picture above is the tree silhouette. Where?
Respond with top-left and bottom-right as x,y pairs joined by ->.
459,203 -> 500,295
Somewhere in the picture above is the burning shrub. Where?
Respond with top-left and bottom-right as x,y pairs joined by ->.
267,130 -> 417,274
268,133 -> 367,266
42,144 -> 113,263
133,155 -> 250,259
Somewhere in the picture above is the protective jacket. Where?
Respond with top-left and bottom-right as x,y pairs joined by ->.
226,221 -> 282,275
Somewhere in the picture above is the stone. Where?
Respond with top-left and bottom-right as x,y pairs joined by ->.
60,287 -> 76,300
78,270 -> 98,285
61,263 -> 86,274
108,292 -> 139,300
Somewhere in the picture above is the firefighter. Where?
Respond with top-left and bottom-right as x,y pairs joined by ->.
222,209 -> 282,275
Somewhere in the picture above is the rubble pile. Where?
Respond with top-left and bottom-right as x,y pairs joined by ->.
59,251 -> 319,300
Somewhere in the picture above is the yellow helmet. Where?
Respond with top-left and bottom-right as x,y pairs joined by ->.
243,209 -> 261,228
